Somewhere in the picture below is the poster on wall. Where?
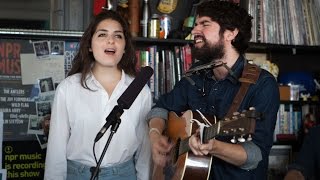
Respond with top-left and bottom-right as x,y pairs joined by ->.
3,141 -> 46,179
0,39 -> 33,81
64,41 -> 79,76
1,38 -> 79,179
20,53 -> 65,85
0,81 -> 38,141
0,39 -> 79,142
0,169 -> 7,180
0,112 -> 3,168
0,39 -> 37,141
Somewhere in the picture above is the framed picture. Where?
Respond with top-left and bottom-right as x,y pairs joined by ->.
27,114 -> 43,135
36,134 -> 48,149
50,41 -> 65,55
33,40 -> 50,59
38,77 -> 55,93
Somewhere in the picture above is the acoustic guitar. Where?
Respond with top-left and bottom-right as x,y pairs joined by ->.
152,109 -> 258,180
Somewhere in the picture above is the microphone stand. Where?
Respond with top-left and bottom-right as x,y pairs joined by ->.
89,114 -> 122,180
89,66 -> 153,180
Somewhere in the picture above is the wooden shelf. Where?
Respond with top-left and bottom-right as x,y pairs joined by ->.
280,100 -> 320,105
133,37 -> 192,45
0,28 -> 193,45
248,42 -> 320,54
1,28 -> 319,52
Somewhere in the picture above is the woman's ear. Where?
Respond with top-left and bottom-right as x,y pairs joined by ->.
89,47 -> 92,52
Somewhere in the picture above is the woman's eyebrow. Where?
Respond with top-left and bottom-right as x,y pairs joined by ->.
95,29 -> 124,33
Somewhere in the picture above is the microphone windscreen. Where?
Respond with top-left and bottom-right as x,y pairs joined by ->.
117,66 -> 153,109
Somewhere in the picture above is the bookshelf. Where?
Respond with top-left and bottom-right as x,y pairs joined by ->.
241,0 -> 320,178
248,43 -> 320,142
133,37 -> 193,100
248,42 -> 320,142
242,0 -> 320,46
247,42 -> 320,71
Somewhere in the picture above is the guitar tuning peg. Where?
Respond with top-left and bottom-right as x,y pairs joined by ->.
249,107 -> 255,111
238,135 -> 245,142
224,117 -> 231,121
247,134 -> 252,141
232,111 -> 240,116
231,136 -> 237,143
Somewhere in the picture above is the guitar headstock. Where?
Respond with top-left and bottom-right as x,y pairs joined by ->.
204,108 -> 259,143
221,108 -> 258,134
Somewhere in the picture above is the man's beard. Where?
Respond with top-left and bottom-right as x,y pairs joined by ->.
192,38 -> 225,64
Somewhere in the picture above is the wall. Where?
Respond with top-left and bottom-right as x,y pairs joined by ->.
0,0 -> 194,32
0,0 -> 92,31
0,0 -> 50,29
0,0 -> 50,21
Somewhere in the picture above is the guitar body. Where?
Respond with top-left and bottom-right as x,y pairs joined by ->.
152,110 -> 213,180
152,108 -> 258,180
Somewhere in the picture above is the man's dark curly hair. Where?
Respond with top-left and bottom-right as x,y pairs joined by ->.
197,0 -> 253,54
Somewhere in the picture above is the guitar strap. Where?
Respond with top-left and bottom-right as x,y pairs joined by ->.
226,62 -> 261,118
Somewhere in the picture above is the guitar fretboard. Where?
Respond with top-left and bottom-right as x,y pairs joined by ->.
177,123 -> 219,156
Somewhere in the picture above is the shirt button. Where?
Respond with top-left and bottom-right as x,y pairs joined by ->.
212,106 -> 215,109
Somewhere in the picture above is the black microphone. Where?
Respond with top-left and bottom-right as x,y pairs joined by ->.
94,66 -> 154,142
117,66 -> 154,109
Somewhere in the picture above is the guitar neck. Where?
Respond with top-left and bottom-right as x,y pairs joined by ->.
178,124 -> 218,156
203,123 -> 220,142
177,110 -> 257,157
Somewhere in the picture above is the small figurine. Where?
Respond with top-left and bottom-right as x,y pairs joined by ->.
303,113 -> 316,134
300,93 -> 311,101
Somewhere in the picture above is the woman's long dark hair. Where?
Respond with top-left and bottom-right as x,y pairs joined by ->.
68,10 -> 137,89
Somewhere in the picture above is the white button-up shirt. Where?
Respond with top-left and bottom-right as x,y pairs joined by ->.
44,71 -> 152,180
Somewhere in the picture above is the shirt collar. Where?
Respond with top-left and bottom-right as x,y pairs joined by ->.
86,70 -> 127,89
226,55 -> 246,84
205,55 -> 246,84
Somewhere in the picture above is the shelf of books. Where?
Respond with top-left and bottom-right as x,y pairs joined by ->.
243,0 -> 320,46
135,44 -> 193,101
274,101 -> 320,146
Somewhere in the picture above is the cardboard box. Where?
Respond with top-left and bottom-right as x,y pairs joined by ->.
279,85 -> 290,101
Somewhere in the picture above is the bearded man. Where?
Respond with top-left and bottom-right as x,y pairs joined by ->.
146,1 -> 280,179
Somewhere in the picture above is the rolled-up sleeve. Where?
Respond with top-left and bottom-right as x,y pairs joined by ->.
146,107 -> 168,123
239,141 -> 262,170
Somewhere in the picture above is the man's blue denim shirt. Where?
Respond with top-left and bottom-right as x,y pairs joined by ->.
147,55 -> 280,180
